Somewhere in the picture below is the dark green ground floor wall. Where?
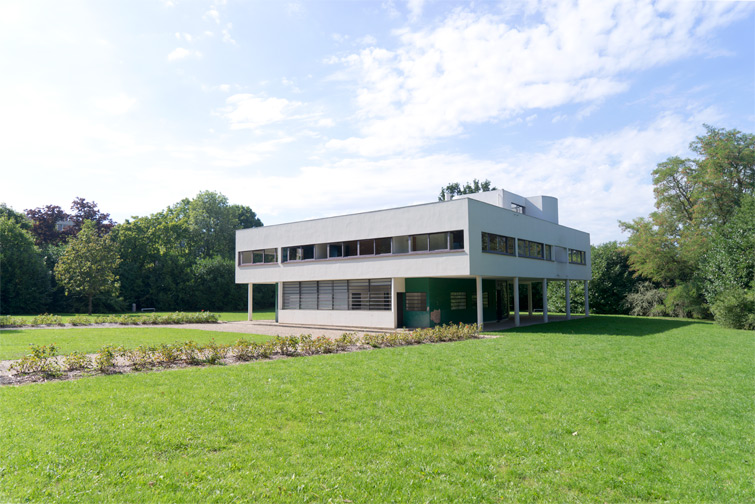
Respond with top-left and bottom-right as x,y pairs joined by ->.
403,278 -> 506,328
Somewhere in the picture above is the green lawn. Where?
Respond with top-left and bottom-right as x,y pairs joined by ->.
0,328 -> 272,360
3,310 -> 275,324
1,316 -> 752,503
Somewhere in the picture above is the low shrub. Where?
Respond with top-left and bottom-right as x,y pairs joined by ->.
711,288 -> 755,330
9,323 -> 482,380
9,344 -> 61,377
30,314 -> 64,326
93,345 -> 122,373
63,351 -> 92,371
0,316 -> 24,327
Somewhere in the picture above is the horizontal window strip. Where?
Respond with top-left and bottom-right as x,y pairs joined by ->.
281,279 -> 392,311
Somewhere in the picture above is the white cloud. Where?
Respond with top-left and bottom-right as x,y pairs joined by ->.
205,8 -> 220,24
329,1 -> 750,156
222,23 -> 236,44
167,47 -> 201,61
406,0 -> 426,22
94,93 -> 137,115
221,93 -> 301,129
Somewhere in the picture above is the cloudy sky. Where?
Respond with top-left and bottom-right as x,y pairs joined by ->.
1,0 -> 753,244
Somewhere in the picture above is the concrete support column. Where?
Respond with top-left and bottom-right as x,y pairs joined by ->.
542,279 -> 549,323
565,280 -> 571,320
476,276 -> 484,330
584,280 -> 590,316
248,283 -> 254,321
527,283 -> 533,316
513,277 -> 520,327
275,283 -> 279,323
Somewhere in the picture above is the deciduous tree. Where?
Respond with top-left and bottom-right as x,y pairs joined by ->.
55,221 -> 121,315
0,216 -> 49,314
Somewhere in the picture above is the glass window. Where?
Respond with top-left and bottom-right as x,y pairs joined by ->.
333,280 -> 348,309
349,279 -> 369,310
545,245 -> 552,261
240,251 -> 253,265
392,236 -> 409,254
264,248 -> 277,263
450,292 -> 466,310
376,237 -> 392,255
300,281 -> 317,310
406,292 -> 427,311
429,232 -> 448,251
451,230 -> 464,250
329,244 -> 343,258
359,239 -> 375,255
302,245 -> 314,260
411,234 -> 429,252
318,281 -> 333,310
282,282 -> 299,310
343,241 -> 359,257
368,279 -> 391,310
481,232 -> 490,251
253,250 -> 264,264
517,239 -> 526,257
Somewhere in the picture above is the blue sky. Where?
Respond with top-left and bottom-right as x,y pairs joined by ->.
1,0 -> 753,244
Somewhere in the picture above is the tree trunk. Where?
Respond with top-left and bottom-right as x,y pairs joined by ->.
88,295 -> 93,315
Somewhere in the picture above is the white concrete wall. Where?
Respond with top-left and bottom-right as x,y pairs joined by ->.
236,199 -> 471,284
279,309 -> 395,328
467,199 -> 591,281
457,189 -> 558,224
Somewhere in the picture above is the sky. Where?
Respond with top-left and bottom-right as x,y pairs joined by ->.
1,0 -> 753,245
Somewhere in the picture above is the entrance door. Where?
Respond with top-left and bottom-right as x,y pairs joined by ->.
396,292 -> 405,328
496,289 -> 503,321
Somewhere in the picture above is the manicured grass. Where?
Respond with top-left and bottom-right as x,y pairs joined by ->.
0,328 -> 272,360
1,316 -> 752,503
3,310 -> 275,323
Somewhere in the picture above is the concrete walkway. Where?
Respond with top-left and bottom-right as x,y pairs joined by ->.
480,314 -> 587,332
174,320 -> 400,339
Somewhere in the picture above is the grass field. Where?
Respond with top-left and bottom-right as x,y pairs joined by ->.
0,327 -> 272,361
3,310 -> 275,324
1,316 -> 752,503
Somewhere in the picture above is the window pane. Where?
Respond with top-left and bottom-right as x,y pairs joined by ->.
375,237 -> 391,254
343,241 -> 358,257
333,280 -> 348,309
429,232 -> 448,251
349,279 -> 369,310
264,248 -> 277,263
405,292 -> 427,311
300,281 -> 317,309
240,251 -> 252,265
302,245 -> 314,260
369,279 -> 391,310
450,292 -> 466,310
496,235 -> 507,254
392,236 -> 409,254
481,232 -> 490,251
358,239 -> 375,255
517,240 -> 526,257
451,230 -> 464,250
282,282 -> 299,310
329,244 -> 343,258
411,234 -> 429,252
318,281 -> 333,310
253,250 -> 264,263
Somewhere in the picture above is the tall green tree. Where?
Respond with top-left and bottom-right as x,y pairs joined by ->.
55,221 -> 121,315
0,216 -> 49,314
438,179 -> 497,201
588,242 -> 639,314
620,125 -> 754,322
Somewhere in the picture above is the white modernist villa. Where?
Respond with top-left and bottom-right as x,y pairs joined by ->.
235,189 -> 591,329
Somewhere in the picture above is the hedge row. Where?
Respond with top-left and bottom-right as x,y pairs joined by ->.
0,312 -> 220,328
9,323 -> 481,380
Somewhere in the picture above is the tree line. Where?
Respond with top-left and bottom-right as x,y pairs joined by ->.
0,191 -> 273,315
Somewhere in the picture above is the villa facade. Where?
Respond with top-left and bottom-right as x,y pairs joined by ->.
235,189 -> 591,329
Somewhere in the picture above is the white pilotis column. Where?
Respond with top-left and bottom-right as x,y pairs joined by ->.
513,277 -> 520,327
248,283 -> 254,321
565,280 -> 571,320
584,280 -> 590,316
527,283 -> 533,316
543,279 -> 548,323
476,276 -> 484,330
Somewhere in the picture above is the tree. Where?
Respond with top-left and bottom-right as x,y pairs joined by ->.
0,203 -> 31,230
588,242 -> 639,314
439,179 -> 497,201
0,216 -> 49,314
55,221 -> 121,315
69,197 -> 115,236
620,125 -> 754,320
25,204 -> 71,246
